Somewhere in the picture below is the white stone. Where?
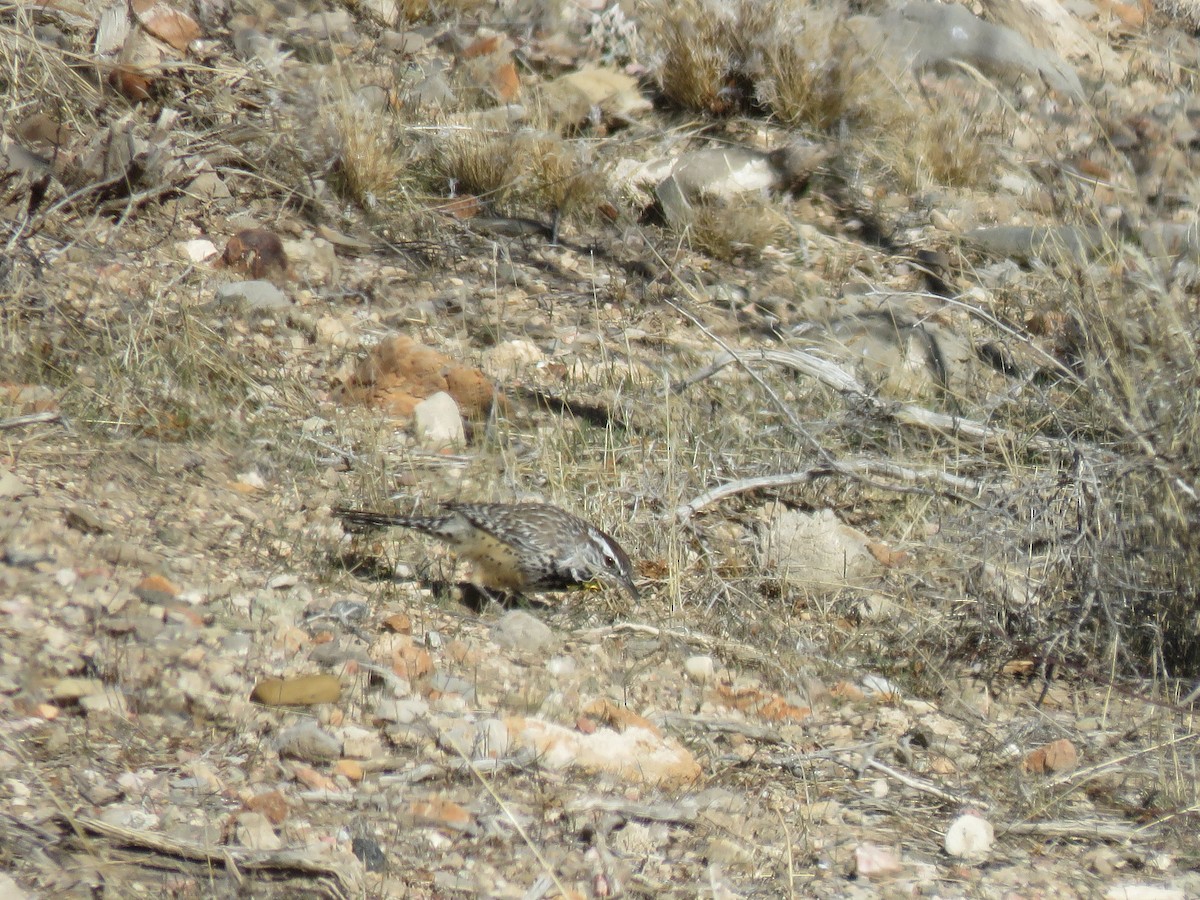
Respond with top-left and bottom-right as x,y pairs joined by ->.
944,812 -> 994,860
684,655 -> 715,685
0,872 -> 30,899
1104,888 -> 1185,900
235,812 -> 282,850
492,610 -> 554,654
178,239 -> 218,263
482,339 -> 544,377
413,391 -> 464,447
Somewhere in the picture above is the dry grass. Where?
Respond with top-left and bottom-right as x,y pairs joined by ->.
333,105 -> 411,212
686,198 -> 793,263
423,127 -> 605,223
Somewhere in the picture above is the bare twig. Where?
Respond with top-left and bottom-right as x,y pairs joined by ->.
659,713 -> 786,744
678,348 -> 1075,454
565,796 -> 700,825
672,459 -> 998,521
854,756 -> 992,811
1001,820 -> 1144,841
63,814 -> 362,896
0,410 -> 61,430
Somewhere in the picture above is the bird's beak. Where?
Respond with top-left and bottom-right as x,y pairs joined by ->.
618,573 -> 641,601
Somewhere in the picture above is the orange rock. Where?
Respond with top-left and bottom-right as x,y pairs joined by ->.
35,703 -> 59,720
408,797 -> 473,831
336,334 -> 496,423
583,698 -> 661,736
394,645 -> 434,681
715,684 -> 811,723
334,759 -> 364,782
383,613 -> 412,634
831,681 -> 866,700
1022,739 -> 1078,774
491,60 -> 520,102
446,639 -> 479,665
244,789 -> 289,824
292,766 -> 339,792
134,574 -> 181,604
444,366 -> 496,419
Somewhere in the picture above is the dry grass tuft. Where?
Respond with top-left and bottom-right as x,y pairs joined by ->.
687,198 -> 792,263
655,0 -> 742,115
333,105 -> 410,211
747,5 -> 905,132
425,128 -> 605,223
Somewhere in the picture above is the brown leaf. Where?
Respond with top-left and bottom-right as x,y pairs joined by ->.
109,65 -> 152,102
244,790 -> 289,824
131,0 -> 201,51
491,60 -> 520,102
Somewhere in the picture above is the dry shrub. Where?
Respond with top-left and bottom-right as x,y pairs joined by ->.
334,105 -> 409,210
427,128 -> 603,222
747,5 -> 905,132
930,248 -> 1200,682
687,198 -> 791,263
861,99 -> 999,191
651,0 -> 912,132
656,0 -> 741,115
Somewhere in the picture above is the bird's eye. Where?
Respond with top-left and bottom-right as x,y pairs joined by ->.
603,551 -> 619,569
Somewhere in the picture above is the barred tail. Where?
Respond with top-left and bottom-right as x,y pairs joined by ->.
333,506 -> 435,532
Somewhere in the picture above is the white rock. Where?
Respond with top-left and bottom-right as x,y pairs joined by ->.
314,314 -> 355,348
0,468 -> 28,499
237,470 -> 266,489
855,842 -> 902,877
684,655 -> 716,685
178,239 -> 218,263
1104,888 -> 1185,900
475,718 -> 511,757
0,872 -> 30,899
413,391 -> 464,447
99,805 -> 159,830
275,721 -> 342,762
944,812 -> 994,860
861,674 -> 903,699
760,508 -> 879,592
235,811 -> 282,850
338,724 -> 385,759
482,339 -> 544,377
546,655 -> 577,677
216,280 -> 288,314
375,697 -> 426,724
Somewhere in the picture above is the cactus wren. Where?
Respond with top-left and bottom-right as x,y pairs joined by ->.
334,501 -> 639,600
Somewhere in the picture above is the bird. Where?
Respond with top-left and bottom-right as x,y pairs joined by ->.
333,501 -> 639,600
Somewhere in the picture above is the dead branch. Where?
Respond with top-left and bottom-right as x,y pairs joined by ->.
0,411 -> 61,430
676,348 -> 1075,454
64,814 -> 363,896
672,459 -> 999,521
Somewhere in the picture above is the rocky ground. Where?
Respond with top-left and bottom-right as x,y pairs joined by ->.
3,0 -> 1200,896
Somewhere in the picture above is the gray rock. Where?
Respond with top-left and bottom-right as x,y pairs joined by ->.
656,143 -> 826,226
216,280 -> 290,315
868,0 -> 1083,100
274,721 -> 342,762
964,225 -> 1107,265
0,468 -> 28,499
491,610 -> 554,653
